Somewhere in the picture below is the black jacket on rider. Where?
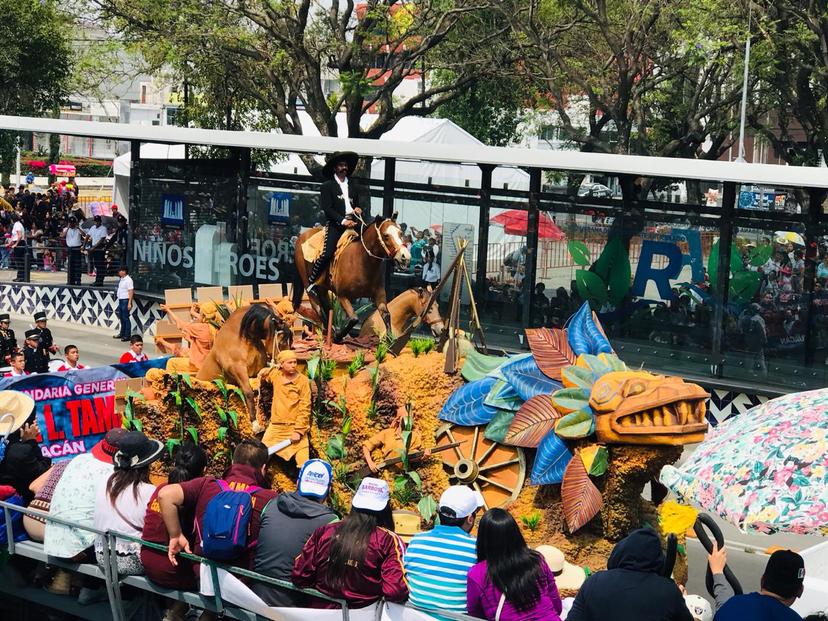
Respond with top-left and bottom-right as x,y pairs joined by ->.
567,528 -> 693,621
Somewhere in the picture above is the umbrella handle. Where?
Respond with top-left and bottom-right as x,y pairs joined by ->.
661,533 -> 677,578
694,513 -> 743,597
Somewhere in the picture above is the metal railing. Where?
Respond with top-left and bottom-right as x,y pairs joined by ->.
0,499 -> 482,621
1,243 -> 126,284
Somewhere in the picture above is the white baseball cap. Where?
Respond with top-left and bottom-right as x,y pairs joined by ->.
297,459 -> 333,499
438,485 -> 485,519
684,595 -> 713,621
352,477 -> 390,512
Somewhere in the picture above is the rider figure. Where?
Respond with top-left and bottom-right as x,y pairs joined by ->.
306,151 -> 366,297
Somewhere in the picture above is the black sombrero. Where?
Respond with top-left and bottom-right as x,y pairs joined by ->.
322,151 -> 359,179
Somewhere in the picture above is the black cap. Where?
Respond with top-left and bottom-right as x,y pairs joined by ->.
24,329 -> 40,340
113,431 -> 164,470
0,313 -> 9,322
762,550 -> 805,599
33,311 -> 47,322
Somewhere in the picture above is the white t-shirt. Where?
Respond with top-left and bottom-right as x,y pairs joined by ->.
422,262 -> 441,283
10,221 -> 24,246
335,176 -> 354,220
88,224 -> 108,247
117,275 -> 134,300
64,227 -> 83,248
93,479 -> 155,555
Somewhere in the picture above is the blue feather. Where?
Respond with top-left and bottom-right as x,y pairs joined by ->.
500,355 -> 563,401
530,432 -> 573,485
583,308 -> 613,354
567,303 -> 591,356
439,376 -> 499,426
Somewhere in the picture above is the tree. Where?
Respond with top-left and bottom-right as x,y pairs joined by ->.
89,0 -> 513,175
436,74 -> 533,146
498,0 -> 754,199
0,0 -> 72,183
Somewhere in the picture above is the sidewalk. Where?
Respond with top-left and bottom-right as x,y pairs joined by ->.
3,310 -> 159,369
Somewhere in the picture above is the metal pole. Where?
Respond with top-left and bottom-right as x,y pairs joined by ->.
382,157 -> 396,294
15,138 -> 21,187
521,168 -> 541,329
736,9 -> 752,163
127,140 -> 141,275
476,164 -> 493,305
711,182 -> 736,377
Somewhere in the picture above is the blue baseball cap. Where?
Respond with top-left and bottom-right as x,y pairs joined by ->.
297,459 -> 333,499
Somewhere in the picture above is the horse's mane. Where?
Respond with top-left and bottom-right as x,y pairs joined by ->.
239,304 -> 278,341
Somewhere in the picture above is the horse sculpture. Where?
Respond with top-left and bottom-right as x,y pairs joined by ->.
293,214 -> 410,341
359,287 -> 445,339
197,304 -> 291,426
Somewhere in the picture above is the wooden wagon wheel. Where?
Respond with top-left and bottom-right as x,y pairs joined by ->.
435,423 -> 526,509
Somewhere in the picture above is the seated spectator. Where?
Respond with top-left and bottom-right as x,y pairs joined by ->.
141,441 -> 208,590
160,438 -> 277,572
467,508 -> 562,621
0,391 -> 50,503
4,352 -> 27,377
93,431 -> 163,575
567,528 -> 692,621
44,427 -> 128,594
292,477 -> 408,609
56,344 -> 87,371
404,485 -> 483,619
714,550 -> 805,621
120,335 -> 148,364
252,459 -> 337,606
684,594 -> 713,621
23,460 -> 70,541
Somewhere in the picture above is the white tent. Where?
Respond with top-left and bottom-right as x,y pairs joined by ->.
112,143 -> 187,215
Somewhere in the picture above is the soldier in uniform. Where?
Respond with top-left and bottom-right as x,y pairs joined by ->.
32,311 -> 57,359
23,329 -> 49,374
0,313 -> 17,365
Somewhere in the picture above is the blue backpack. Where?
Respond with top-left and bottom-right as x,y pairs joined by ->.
197,480 -> 260,561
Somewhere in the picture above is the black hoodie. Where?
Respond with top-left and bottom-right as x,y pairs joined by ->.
251,491 -> 337,607
567,528 -> 693,621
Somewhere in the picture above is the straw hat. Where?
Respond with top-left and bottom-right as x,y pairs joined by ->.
536,545 -> 586,590
0,391 -> 35,438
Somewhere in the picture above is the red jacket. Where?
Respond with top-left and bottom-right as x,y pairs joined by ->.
292,521 -> 409,609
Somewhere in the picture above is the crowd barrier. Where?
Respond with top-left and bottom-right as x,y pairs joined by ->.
0,499 -> 479,621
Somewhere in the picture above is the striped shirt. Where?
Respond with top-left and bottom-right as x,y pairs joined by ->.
404,524 -> 477,618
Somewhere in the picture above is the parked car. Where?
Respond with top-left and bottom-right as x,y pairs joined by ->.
577,182 -> 614,198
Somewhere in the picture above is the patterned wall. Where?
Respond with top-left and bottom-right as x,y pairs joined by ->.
0,283 -> 161,336
706,389 -> 770,427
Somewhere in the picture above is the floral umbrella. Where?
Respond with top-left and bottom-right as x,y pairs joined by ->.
490,210 -> 566,240
660,388 -> 828,536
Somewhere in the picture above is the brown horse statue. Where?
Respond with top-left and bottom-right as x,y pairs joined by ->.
197,304 -> 291,425
293,214 -> 410,341
359,287 -> 444,339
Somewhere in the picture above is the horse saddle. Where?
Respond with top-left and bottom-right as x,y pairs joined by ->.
301,229 -> 358,281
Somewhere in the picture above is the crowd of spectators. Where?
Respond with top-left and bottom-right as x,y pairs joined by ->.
0,410 -> 820,620
1,181 -> 128,284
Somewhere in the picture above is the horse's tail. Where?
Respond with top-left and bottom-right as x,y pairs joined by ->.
291,270 -> 304,311
239,304 -> 278,342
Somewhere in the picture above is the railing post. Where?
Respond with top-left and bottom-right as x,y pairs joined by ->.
476,164 -> 493,307
105,531 -> 125,621
382,157 -> 396,295
127,139 -> 141,275
710,182 -> 736,377
521,168 -> 542,329
209,562 -> 226,616
4,505 -> 15,554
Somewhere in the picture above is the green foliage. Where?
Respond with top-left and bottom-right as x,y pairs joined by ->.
567,241 -> 591,266
707,240 -> 761,304
375,340 -> 389,364
417,495 -> 438,526
575,270 -> 609,309
186,426 -> 199,444
185,396 -> 202,418
520,511 -> 543,532
347,351 -> 365,377
307,355 -> 320,380
484,409 -> 515,443
325,406 -> 352,463
165,438 -> 181,458
392,474 -> 420,505
409,337 -> 435,357
123,389 -> 145,431
320,359 -> 337,382
217,426 -> 228,442
213,378 -> 228,401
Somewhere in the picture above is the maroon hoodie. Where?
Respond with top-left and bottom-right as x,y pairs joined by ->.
292,521 -> 409,609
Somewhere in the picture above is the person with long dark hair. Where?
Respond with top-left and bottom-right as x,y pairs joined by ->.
467,508 -> 562,621
93,430 -> 164,575
292,477 -> 408,609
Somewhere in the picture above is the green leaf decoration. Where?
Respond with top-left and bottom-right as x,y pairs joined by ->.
227,409 -> 239,429
132,418 -> 143,432
484,409 -> 515,443
550,387 -> 591,413
567,240 -> 591,266
213,378 -> 228,399
561,366 -> 594,390
124,399 -> 133,420
484,379 -> 523,411
216,405 -> 228,423
603,353 -> 628,372
186,426 -> 199,444
592,237 -> 631,305
417,495 -> 438,524
575,269 -> 608,307
342,416 -> 352,436
165,438 -> 181,458
407,470 -> 422,490
185,396 -> 202,417
173,391 -> 182,407
181,374 -> 193,388
307,355 -> 320,380
578,354 -> 611,378
232,387 -> 247,405
555,409 -> 596,439
326,435 -> 345,461
730,271 -> 762,304
505,395 -> 563,447
707,241 -> 744,291
217,426 -> 228,442
579,444 -> 609,477
748,244 -> 773,267
125,389 -> 145,401
461,349 -> 506,382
